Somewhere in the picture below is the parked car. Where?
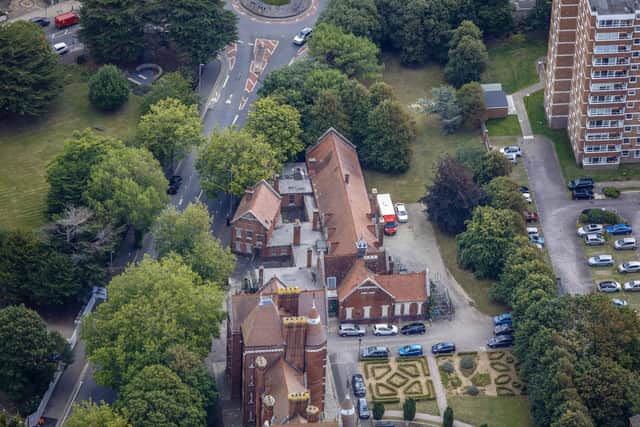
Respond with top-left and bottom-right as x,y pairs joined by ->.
351,374 -> 366,398
606,224 -> 633,235
431,342 -> 456,354
357,398 -> 370,419
614,237 -> 638,250
624,280 -> 640,291
598,280 -> 621,293
339,324 -> 366,337
167,175 -> 182,195
529,234 -> 545,247
383,221 -> 397,236
488,334 -> 514,348
524,211 -> 538,222
494,323 -> 514,336
618,261 -> 640,273
527,226 -> 539,236
361,346 -> 390,359
493,313 -> 512,326
567,177 -> 594,190
30,17 -> 50,26
612,298 -> 628,308
293,27 -> 313,45
522,192 -> 532,203
499,146 -> 522,157
401,322 -> 426,335
53,42 -> 68,55
572,188 -> 594,200
505,153 -> 517,164
395,203 -> 408,223
372,324 -> 398,336
577,224 -> 603,236
588,254 -> 614,267
54,11 -> 79,29
520,186 -> 529,193
398,344 -> 424,357
585,233 -> 606,246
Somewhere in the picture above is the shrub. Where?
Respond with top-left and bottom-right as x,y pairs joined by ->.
460,355 -> 477,376
471,373 -> 491,387
403,398 -> 416,421
450,375 -> 462,388
505,355 -> 515,364
373,401 -> 385,420
488,351 -> 505,361
490,361 -> 510,372
496,386 -> 515,396
88,65 -> 129,111
442,362 -> 455,374
512,381 -> 522,389
76,54 -> 86,64
579,209 -> 623,225
464,385 -> 480,396
443,407 -> 454,427
494,374 -> 511,385
603,186 -> 621,198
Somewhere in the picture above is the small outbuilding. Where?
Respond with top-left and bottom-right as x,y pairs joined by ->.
481,83 -> 509,119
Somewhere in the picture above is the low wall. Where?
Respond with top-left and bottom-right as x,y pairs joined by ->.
239,0 -> 311,18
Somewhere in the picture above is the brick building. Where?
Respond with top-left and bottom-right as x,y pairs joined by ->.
545,0 -> 640,167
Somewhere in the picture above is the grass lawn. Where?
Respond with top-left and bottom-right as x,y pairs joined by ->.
382,399 -> 440,417
448,395 -> 533,427
0,67 -> 141,230
486,116 -> 522,137
483,34 -> 547,94
525,89 -> 640,182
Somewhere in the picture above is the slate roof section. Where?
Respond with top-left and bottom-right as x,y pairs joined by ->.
481,83 -> 508,109
306,128 -> 378,256
241,297 -> 285,347
589,0 -> 640,14
231,179 -> 281,229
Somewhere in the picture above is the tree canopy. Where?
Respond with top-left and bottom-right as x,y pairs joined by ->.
484,177 -> 526,213
88,65 -> 130,111
456,82 -> 486,128
65,402 -> 131,427
0,21 -> 62,117
140,72 -> 199,115
317,0 -> 382,43
445,22 -> 488,87
473,151 -> 513,185
429,86 -> 462,134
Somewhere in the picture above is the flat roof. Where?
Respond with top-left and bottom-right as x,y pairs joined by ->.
589,0 -> 640,14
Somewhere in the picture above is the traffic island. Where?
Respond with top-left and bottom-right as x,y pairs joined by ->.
237,0 -> 311,18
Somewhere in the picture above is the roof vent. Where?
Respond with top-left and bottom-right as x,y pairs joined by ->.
308,157 -> 316,164
259,295 -> 274,305
356,239 -> 368,258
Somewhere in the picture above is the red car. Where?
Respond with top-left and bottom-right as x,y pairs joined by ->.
384,221 -> 397,236
524,211 -> 539,223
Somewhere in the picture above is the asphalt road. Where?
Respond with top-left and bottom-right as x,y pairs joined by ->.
42,1 -> 329,425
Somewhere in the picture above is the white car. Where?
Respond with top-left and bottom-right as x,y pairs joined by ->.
618,261 -> 640,273
522,192 -> 532,203
526,227 -> 539,236
505,153 -> 517,164
500,146 -> 522,157
577,224 -> 603,236
372,324 -> 398,336
293,27 -> 313,45
395,203 -> 408,223
614,237 -> 638,250
624,280 -> 640,291
53,42 -> 68,55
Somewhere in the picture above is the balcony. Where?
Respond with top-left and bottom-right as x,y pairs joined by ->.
584,144 -> 622,153
587,120 -> 622,129
593,57 -> 630,66
591,83 -> 628,91
588,108 -> 624,117
586,133 -> 622,141
592,70 -> 629,79
594,45 -> 632,54
589,95 -> 626,103
597,20 -> 633,28
595,32 -> 632,41
583,156 -> 621,166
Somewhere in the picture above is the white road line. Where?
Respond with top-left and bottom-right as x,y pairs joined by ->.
196,190 -> 203,201
232,114 -> 239,125
176,160 -> 183,171
178,197 -> 184,206
238,97 -> 248,110
288,57 -> 295,66
222,75 -> 230,88
58,362 -> 90,426
225,94 -> 233,104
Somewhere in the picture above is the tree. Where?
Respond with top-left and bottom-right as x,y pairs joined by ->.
245,96 -> 303,162
422,156 -> 486,234
449,20 -> 483,48
403,398 -> 416,421
484,177 -> 527,213
456,206 -> 525,279
475,0 -> 513,36
153,203 -> 235,285
308,23 -> 382,80
65,402 -> 131,427
369,81 -> 395,107
429,86 -> 462,134
361,99 -> 414,173
530,0 -> 552,31
372,402 -> 385,420
81,256 -> 225,389
317,0 -> 382,43
0,305 -> 69,413
341,79 -> 372,145
117,365 -> 205,427
473,151 -> 513,185
305,90 -> 351,146
196,129 -> 280,198
0,21 -> 62,117
84,147 -> 168,241
445,22 -> 488,87
140,72 -> 199,115
443,407 -> 454,427
456,82 -> 486,128
46,130 -> 124,216
136,98 -> 205,170
88,65 -> 129,111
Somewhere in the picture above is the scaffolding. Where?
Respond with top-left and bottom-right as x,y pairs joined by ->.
429,280 -> 454,321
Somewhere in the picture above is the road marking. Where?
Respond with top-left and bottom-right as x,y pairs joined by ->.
239,97 -> 248,110
222,75 -> 230,88
523,135 -> 534,140
178,197 -> 184,206
225,94 -> 233,104
64,29 -> 68,35
176,160 -> 183,171
237,40 -> 244,44
288,57 -> 295,66
232,114 -> 239,125
58,362 -> 90,426
248,42 -> 254,46
196,190 -> 203,201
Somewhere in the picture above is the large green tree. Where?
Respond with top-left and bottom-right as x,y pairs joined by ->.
308,23 -> 382,80
196,129 -> 280,197
136,98 -> 205,169
81,256 -> 224,389
484,177 -> 527,213
46,130 -> 124,216
473,151 -> 513,185
318,0 -> 382,43
88,65 -> 130,111
0,21 -> 62,117
306,90 -> 351,146
140,72 -> 199,115
117,364 -> 205,427
361,99 -> 414,173
245,96 -> 303,162
445,22 -> 488,87
153,202 -> 235,285
0,305 -> 69,413
341,79 -> 373,146
456,82 -> 486,128
475,0 -> 513,36
65,402 -> 131,427
84,146 -> 168,237
429,86 -> 462,134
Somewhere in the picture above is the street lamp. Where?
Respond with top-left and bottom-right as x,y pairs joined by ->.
226,169 -> 233,226
197,63 -> 204,94
358,337 -> 362,358
109,250 -> 115,267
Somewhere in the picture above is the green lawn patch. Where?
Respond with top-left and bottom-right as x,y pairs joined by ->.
486,116 -> 522,137
483,34 -> 547,94
524,89 -> 640,182
448,395 -> 534,427
0,68 -> 141,230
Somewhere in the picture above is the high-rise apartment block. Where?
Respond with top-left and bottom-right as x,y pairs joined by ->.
545,0 -> 640,167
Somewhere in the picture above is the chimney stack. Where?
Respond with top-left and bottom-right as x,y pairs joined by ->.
258,265 -> 264,287
312,209 -> 319,231
293,219 -> 301,246
307,247 -> 313,268
306,405 -> 320,423
344,173 -> 350,184
262,395 -> 275,426
255,356 -> 267,427
273,173 -> 280,194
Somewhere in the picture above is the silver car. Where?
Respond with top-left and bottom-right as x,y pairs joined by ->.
293,27 -> 313,45
577,224 -> 603,236
588,254 -> 614,267
624,280 -> 640,291
598,281 -> 621,293
395,203 -> 408,223
585,233 -> 606,246
372,324 -> 398,336
618,261 -> 640,273
614,237 -> 638,250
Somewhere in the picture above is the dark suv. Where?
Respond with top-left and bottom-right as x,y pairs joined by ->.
401,322 -> 426,335
352,374 -> 366,397
573,188 -> 594,200
567,177 -> 594,190
488,334 -> 514,348
167,175 -> 182,195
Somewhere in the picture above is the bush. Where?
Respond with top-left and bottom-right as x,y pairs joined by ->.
488,351 -> 505,360
464,385 -> 480,396
490,361 -> 510,372
460,355 -> 476,376
403,398 -> 416,421
603,186 -> 621,198
494,374 -> 511,385
442,361 -> 455,374
471,373 -> 491,387
450,375 -> 462,388
505,355 -> 515,364
512,381 -> 522,389
443,406 -> 454,427
373,401 -> 385,420
76,54 -> 86,64
88,65 -> 129,111
579,209 -> 623,225
496,386 -> 515,396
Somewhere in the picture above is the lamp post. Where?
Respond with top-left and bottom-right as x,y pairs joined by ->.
197,63 -> 204,94
226,169 -> 233,226
358,337 -> 362,358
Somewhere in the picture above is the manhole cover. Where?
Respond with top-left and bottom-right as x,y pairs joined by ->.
19,0 -> 34,8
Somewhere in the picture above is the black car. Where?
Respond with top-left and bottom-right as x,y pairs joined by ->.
519,185 -> 529,193
488,334 -> 514,348
567,177 -> 594,190
352,374 -> 366,398
357,398 -> 370,419
167,175 -> 182,195
30,17 -> 50,27
494,323 -> 513,336
572,188 -> 594,200
361,346 -> 390,359
401,322 -> 426,335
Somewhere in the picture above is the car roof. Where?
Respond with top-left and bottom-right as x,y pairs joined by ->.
437,341 -> 454,346
54,42 -> 67,48
625,261 -> 640,266
597,254 -> 613,259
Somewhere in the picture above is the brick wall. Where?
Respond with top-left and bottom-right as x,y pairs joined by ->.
231,218 -> 271,255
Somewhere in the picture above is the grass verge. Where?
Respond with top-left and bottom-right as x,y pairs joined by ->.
448,395 -> 533,427
382,399 -> 440,417
486,116 -> 522,137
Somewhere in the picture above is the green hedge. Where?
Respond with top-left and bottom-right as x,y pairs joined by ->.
471,373 -> 491,387
373,398 -> 401,404
488,351 -> 505,361
494,374 -> 511,385
496,386 -> 515,396
490,361 -> 511,373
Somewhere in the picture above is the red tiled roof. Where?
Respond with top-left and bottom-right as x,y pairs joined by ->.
265,358 -> 306,422
231,180 -> 281,229
242,298 -> 285,347
306,129 -> 378,256
338,259 -> 427,303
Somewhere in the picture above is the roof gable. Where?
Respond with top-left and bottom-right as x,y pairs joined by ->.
241,298 -> 285,347
231,180 -> 281,229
